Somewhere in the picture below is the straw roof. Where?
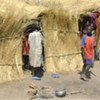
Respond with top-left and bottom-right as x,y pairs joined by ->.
0,0 -> 46,37
0,0 -> 99,37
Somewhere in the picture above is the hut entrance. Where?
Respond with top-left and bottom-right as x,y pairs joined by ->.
78,14 -> 92,37
22,22 -> 44,78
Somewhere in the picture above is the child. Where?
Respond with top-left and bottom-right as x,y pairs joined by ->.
81,27 -> 96,81
22,35 -> 30,71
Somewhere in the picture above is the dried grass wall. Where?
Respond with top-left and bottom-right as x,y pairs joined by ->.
96,16 -> 100,48
41,9 -> 83,73
0,38 -> 23,83
0,1 -> 27,83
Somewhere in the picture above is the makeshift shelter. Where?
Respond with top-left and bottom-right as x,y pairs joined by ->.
0,0 -> 100,83
40,9 -> 83,73
0,0 -> 46,83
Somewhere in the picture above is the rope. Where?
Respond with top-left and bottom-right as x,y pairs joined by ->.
45,52 -> 81,59
0,36 -> 20,40
0,64 -> 22,66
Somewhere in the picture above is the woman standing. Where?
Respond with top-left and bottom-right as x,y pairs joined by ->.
28,23 -> 44,80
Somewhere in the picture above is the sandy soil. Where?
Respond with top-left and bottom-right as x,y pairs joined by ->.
0,61 -> 100,100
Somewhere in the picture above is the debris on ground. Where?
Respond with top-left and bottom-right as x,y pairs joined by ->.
27,84 -> 54,99
27,83 -> 85,100
51,74 -> 60,78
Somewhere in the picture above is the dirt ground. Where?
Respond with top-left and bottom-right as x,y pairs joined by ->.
0,61 -> 100,100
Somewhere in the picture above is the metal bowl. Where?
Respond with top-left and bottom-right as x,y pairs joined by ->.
55,89 -> 66,97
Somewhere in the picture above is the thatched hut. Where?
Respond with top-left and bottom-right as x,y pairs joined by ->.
0,0 -> 46,83
0,0 -> 100,83
40,9 -> 83,73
